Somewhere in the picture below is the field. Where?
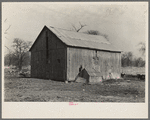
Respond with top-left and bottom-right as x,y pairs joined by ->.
121,67 -> 145,75
4,74 -> 145,102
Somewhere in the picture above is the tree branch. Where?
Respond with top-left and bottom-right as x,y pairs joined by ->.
5,25 -> 11,32
72,24 -> 77,31
76,22 -> 87,32
4,18 -> 7,22
71,22 -> 87,32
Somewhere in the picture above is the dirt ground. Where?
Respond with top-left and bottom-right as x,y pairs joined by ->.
4,75 -> 145,102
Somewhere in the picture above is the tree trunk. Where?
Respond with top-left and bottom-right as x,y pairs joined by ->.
18,56 -> 23,71
18,62 -> 22,71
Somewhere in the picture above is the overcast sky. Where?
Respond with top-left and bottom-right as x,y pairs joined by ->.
2,2 -> 148,58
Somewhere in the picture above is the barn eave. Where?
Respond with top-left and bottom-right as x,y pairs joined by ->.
66,45 -> 122,53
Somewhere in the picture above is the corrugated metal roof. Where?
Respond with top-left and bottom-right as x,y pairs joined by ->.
47,26 -> 121,52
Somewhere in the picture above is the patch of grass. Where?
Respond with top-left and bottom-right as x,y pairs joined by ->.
102,79 -> 124,83
4,76 -> 145,102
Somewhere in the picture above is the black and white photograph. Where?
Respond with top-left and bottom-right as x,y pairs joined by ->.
2,2 -> 148,118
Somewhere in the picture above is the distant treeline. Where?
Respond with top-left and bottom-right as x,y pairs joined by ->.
4,51 -> 31,67
121,52 -> 145,67
5,51 -> 145,68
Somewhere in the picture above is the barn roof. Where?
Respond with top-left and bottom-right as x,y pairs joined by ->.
47,26 -> 121,52
29,26 -> 121,52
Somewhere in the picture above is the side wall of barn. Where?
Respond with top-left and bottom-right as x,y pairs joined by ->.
67,47 -> 121,81
31,27 -> 67,80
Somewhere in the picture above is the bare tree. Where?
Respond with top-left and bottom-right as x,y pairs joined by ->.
4,18 -> 12,65
71,22 -> 87,32
5,46 -> 13,66
85,30 -> 100,35
3,18 -> 11,35
12,38 -> 32,70
121,51 -> 145,67
84,30 -> 109,41
121,52 -> 133,67
138,42 -> 145,56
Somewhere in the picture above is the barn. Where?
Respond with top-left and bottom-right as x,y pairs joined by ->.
29,25 -> 121,82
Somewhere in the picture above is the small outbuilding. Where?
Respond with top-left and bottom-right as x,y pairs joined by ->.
29,26 -> 122,82
75,67 -> 103,83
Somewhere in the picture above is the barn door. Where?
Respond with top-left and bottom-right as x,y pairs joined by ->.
52,49 -> 65,80
48,50 -> 53,79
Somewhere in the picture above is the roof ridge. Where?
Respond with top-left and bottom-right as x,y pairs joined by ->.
49,26 -> 73,32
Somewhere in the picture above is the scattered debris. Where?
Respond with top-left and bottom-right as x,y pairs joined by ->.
65,81 -> 68,84
127,80 -> 130,83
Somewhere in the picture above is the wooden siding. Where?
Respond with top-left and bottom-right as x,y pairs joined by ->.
67,47 -> 121,81
31,27 -> 67,80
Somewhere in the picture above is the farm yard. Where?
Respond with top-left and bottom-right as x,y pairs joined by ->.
3,19 -> 146,103
2,3 -> 148,119
4,67 -> 145,102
